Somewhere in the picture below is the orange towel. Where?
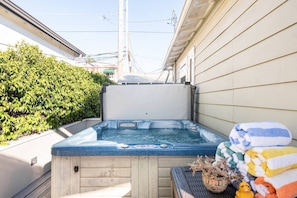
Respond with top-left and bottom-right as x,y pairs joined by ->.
254,168 -> 297,198
254,177 -> 277,198
255,193 -> 277,198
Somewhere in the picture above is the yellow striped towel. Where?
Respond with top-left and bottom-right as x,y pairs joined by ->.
245,146 -> 297,177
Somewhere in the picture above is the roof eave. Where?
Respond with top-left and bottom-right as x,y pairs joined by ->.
162,0 -> 216,69
0,0 -> 86,57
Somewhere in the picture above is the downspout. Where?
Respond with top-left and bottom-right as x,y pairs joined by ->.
99,84 -> 108,121
165,70 -> 170,84
193,86 -> 199,122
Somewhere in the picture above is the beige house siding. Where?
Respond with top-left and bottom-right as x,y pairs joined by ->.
174,0 -> 297,145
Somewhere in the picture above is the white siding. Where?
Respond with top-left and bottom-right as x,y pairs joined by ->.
0,7 -> 78,64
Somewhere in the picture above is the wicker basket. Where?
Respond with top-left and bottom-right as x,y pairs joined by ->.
202,171 -> 228,193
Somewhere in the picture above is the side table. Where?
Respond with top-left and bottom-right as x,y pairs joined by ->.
171,166 -> 236,198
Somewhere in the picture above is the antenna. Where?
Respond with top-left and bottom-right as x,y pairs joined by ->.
167,10 -> 177,31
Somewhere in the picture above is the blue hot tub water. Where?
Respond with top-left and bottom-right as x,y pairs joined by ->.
100,128 -> 206,145
52,120 -> 227,156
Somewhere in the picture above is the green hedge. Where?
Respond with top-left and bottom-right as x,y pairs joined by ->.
0,42 -> 114,144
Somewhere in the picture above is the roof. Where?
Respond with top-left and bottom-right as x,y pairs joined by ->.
0,0 -> 86,57
162,0 -> 216,69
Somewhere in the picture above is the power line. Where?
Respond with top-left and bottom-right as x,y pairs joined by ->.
129,18 -> 171,23
55,30 -> 173,34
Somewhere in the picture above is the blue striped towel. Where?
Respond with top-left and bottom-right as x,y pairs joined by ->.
229,121 -> 292,152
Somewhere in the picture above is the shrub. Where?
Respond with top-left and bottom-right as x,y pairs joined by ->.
0,41 -> 114,144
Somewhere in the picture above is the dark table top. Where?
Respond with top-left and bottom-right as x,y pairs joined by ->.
171,166 -> 236,198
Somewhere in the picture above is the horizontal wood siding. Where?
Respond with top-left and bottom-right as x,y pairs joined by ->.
188,0 -> 297,145
51,155 -> 196,198
80,156 -> 132,197
158,156 -> 196,198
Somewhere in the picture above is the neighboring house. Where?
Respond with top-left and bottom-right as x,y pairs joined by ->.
84,65 -> 117,77
0,0 -> 85,64
75,54 -> 118,81
163,0 -> 297,145
0,1 -> 87,197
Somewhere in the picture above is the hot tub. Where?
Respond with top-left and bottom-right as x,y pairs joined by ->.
51,120 -> 227,198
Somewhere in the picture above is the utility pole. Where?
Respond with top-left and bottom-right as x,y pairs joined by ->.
127,33 -> 132,73
125,0 -> 129,73
118,0 -> 124,80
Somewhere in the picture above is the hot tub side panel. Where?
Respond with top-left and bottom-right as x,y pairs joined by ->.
51,155 -> 196,198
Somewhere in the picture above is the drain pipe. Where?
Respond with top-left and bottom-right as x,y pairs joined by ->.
99,84 -> 108,122
165,68 -> 173,84
193,86 -> 199,122
190,85 -> 196,121
165,70 -> 170,83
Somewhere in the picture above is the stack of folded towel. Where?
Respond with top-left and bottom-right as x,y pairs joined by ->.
214,121 -> 297,198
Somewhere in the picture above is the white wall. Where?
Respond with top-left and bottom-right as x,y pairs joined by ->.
0,130 -> 65,198
0,118 -> 100,198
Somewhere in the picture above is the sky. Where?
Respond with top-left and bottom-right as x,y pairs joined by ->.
11,0 -> 185,73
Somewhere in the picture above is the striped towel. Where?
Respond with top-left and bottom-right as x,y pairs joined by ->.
245,146 -> 297,177
254,168 -> 297,198
215,141 -> 252,182
215,141 -> 244,169
229,121 -> 292,152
